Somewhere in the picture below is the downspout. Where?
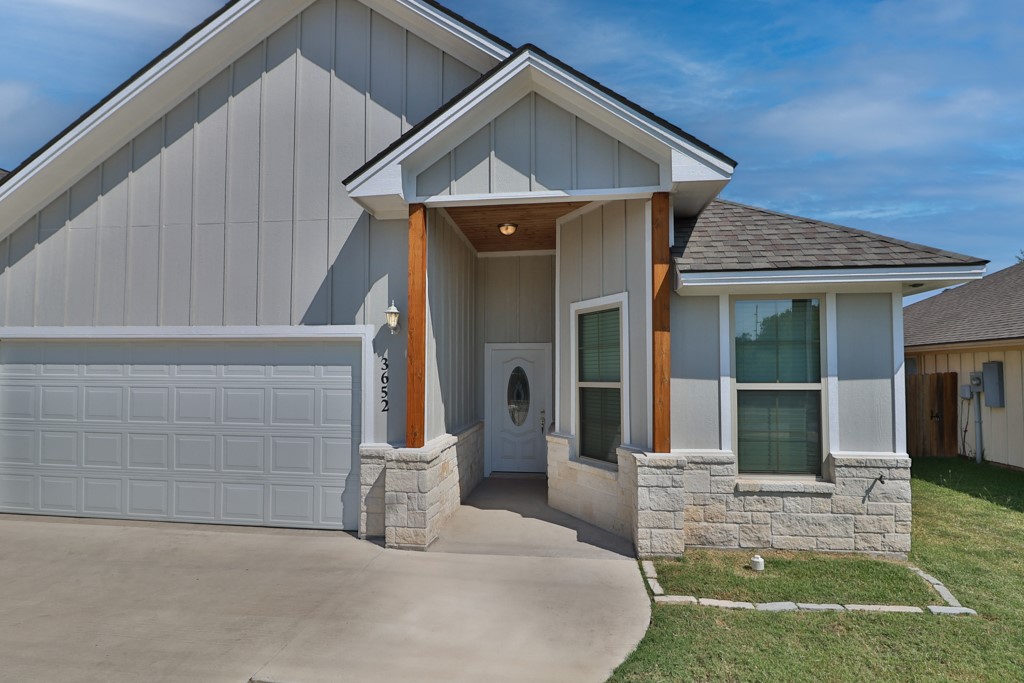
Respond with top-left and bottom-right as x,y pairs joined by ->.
974,390 -> 984,464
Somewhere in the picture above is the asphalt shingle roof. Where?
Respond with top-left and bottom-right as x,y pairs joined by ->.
674,200 -> 986,272
0,169 -> 8,182
904,261 -> 1024,347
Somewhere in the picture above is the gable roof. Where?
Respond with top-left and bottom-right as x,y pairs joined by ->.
0,0 -> 511,238
0,169 -> 8,183
905,262 -> 1024,348
674,200 -> 987,272
344,43 -> 736,188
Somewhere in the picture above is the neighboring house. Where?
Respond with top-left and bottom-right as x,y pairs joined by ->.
0,169 -> 8,183
0,0 -> 988,557
905,263 -> 1024,470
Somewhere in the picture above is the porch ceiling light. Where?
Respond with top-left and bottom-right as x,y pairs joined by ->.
385,301 -> 401,335
498,222 -> 518,237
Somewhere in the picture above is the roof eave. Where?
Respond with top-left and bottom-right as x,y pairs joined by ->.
674,263 -> 988,294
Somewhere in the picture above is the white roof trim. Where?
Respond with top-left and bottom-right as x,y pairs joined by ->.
0,0 -> 507,241
345,49 -> 735,207
676,264 -> 987,290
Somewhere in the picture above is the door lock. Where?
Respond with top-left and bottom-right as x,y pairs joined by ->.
540,409 -> 546,433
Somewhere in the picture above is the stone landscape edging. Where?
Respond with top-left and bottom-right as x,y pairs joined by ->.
641,559 -> 977,616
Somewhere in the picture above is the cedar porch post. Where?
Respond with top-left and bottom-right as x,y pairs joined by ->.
406,203 -> 427,449
652,192 -> 672,453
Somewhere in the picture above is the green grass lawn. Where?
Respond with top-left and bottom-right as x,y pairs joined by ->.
654,550 -> 940,606
610,458 -> 1024,682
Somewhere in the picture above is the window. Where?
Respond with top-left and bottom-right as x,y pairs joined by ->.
735,299 -> 823,475
577,307 -> 622,463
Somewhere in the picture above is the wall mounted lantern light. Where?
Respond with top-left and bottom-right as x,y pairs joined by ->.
385,301 -> 401,335
498,222 -> 518,237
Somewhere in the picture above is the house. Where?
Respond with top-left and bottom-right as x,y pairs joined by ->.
0,0 -> 988,557
0,169 -> 8,183
905,262 -> 1024,470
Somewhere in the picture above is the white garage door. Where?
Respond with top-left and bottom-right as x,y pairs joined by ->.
0,339 -> 361,530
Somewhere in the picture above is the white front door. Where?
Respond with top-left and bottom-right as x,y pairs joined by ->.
485,345 -> 551,474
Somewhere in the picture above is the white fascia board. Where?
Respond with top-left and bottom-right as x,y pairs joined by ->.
676,264 -> 987,291
369,0 -> 510,72
0,326 -> 376,341
424,188 -> 659,208
0,0 -> 308,240
346,50 -> 735,211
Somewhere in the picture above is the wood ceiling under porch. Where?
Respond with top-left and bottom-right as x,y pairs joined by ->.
442,201 -> 588,253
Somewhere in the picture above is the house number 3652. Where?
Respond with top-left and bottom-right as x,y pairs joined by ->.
380,357 -> 390,413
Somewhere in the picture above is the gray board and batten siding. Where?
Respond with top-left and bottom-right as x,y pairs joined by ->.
0,0 -> 484,445
416,93 -> 661,198
557,200 -> 649,447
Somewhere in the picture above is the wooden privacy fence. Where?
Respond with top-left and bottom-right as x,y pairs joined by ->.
906,372 -> 959,457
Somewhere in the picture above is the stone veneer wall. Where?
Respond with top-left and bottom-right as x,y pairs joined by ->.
682,454 -> 911,554
358,422 -> 484,549
546,434 -> 912,558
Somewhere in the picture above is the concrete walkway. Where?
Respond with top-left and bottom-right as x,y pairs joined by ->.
0,480 -> 649,683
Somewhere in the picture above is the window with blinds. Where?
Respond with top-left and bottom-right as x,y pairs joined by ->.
578,308 -> 622,463
735,299 -> 823,475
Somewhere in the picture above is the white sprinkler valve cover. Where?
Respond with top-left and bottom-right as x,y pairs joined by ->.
751,555 -> 765,572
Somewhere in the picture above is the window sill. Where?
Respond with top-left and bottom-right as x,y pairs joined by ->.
735,478 -> 835,495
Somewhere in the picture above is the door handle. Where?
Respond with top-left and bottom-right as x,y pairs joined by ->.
540,409 -> 546,433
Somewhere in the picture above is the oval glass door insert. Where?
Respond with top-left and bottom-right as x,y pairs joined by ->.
507,366 -> 531,427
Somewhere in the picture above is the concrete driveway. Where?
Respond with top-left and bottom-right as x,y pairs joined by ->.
0,480 -> 649,683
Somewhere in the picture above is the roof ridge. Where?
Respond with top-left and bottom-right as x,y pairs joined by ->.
344,43 -> 737,185
711,199 -> 984,265
0,0 -> 515,192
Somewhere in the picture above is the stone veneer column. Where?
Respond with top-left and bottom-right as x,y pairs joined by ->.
633,453 -> 687,558
358,445 -> 389,539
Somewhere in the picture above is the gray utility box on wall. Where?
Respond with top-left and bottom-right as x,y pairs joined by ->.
983,361 -> 1005,408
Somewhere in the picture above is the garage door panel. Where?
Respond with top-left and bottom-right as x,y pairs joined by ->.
128,434 -> 170,469
175,435 -> 217,471
223,436 -> 265,473
83,477 -> 124,514
40,476 -> 77,512
41,386 -> 79,421
0,430 -> 35,464
128,480 -> 170,516
84,387 -> 124,422
0,339 -> 361,530
84,433 -> 123,468
175,481 -> 216,519
1,385 -> 36,420
222,482 -> 265,521
175,388 -> 218,423
41,431 -> 78,466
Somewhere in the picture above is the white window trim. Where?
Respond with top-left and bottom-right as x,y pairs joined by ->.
729,295 -> 829,477
570,293 -> 630,463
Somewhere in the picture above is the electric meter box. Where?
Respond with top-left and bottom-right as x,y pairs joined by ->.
983,361 -> 1005,408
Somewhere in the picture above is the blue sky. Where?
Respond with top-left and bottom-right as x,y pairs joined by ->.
1,0 -> 1021,278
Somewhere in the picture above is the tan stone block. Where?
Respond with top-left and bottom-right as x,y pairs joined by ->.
773,513 -> 854,538
854,533 -> 884,551
739,525 -> 771,548
894,504 -> 912,522
741,495 -> 784,512
684,470 -> 711,493
783,496 -> 832,514
703,501 -> 728,523
726,512 -> 752,524
772,535 -> 817,551
683,505 -> 704,522
751,512 -> 771,525
817,537 -> 855,551
649,487 -> 686,512
387,469 -> 419,494
854,515 -> 895,534
649,529 -> 686,556
710,477 -> 736,494
895,521 -> 912,534
685,523 -> 739,548
638,511 -> 674,529
882,533 -> 911,553
832,497 -> 868,515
